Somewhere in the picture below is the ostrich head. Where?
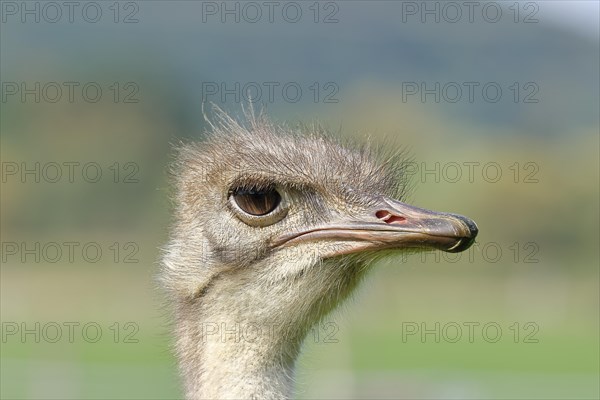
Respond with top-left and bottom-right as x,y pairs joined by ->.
161,108 -> 478,399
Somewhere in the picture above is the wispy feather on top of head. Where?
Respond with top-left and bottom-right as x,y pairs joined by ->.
170,103 -> 414,203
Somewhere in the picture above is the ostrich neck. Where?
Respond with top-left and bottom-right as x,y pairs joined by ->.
174,295 -> 306,400
170,256 -> 362,399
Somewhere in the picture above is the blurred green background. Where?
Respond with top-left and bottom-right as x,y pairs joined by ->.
1,1 -> 598,399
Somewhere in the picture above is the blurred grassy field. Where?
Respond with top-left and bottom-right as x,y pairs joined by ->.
1,262 -> 598,399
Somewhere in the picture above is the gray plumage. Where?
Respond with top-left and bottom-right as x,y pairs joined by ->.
161,107 -> 477,399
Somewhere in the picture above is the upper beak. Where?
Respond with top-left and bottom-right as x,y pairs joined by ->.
273,197 -> 478,255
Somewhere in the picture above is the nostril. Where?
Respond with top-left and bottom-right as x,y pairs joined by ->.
375,210 -> 389,220
375,210 -> 406,224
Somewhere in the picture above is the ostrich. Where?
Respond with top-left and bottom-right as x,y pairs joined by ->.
160,108 -> 478,399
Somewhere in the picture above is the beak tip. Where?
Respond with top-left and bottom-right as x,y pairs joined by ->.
459,214 -> 479,237
447,214 -> 479,253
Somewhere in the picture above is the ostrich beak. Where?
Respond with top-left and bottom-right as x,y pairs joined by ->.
273,197 -> 478,255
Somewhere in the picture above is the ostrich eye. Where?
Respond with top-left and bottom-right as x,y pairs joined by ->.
232,187 -> 281,216
228,184 -> 288,227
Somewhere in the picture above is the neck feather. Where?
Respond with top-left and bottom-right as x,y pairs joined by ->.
173,292 -> 306,399
168,257 -> 365,400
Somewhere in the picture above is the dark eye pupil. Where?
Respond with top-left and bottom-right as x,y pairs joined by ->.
233,188 -> 281,216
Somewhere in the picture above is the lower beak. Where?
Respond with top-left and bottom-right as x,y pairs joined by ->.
273,197 -> 478,255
